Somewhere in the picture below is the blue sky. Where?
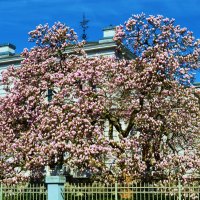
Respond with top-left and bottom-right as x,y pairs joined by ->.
1,0 -> 200,80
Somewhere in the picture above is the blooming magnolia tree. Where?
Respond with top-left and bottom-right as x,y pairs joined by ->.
0,15 -> 200,183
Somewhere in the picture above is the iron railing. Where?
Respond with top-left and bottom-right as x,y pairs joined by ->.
63,181 -> 200,200
0,184 -> 47,200
0,181 -> 199,200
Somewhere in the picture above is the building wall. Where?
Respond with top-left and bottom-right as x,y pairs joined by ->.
0,58 -> 21,96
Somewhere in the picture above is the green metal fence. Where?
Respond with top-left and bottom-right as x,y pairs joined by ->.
0,184 -> 47,200
0,181 -> 199,200
63,181 -> 200,200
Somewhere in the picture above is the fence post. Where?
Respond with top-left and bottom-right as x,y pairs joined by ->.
45,176 -> 66,200
115,182 -> 118,200
178,179 -> 182,200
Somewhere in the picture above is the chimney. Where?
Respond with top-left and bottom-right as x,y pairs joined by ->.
99,25 -> 116,44
0,43 -> 16,57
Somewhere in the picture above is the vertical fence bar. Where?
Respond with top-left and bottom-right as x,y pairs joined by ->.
115,182 -> 118,200
111,183 -> 112,200
0,184 -> 2,200
65,183 -> 68,200
178,180 -> 181,200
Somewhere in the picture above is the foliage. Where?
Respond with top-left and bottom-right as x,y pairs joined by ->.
0,15 -> 200,183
